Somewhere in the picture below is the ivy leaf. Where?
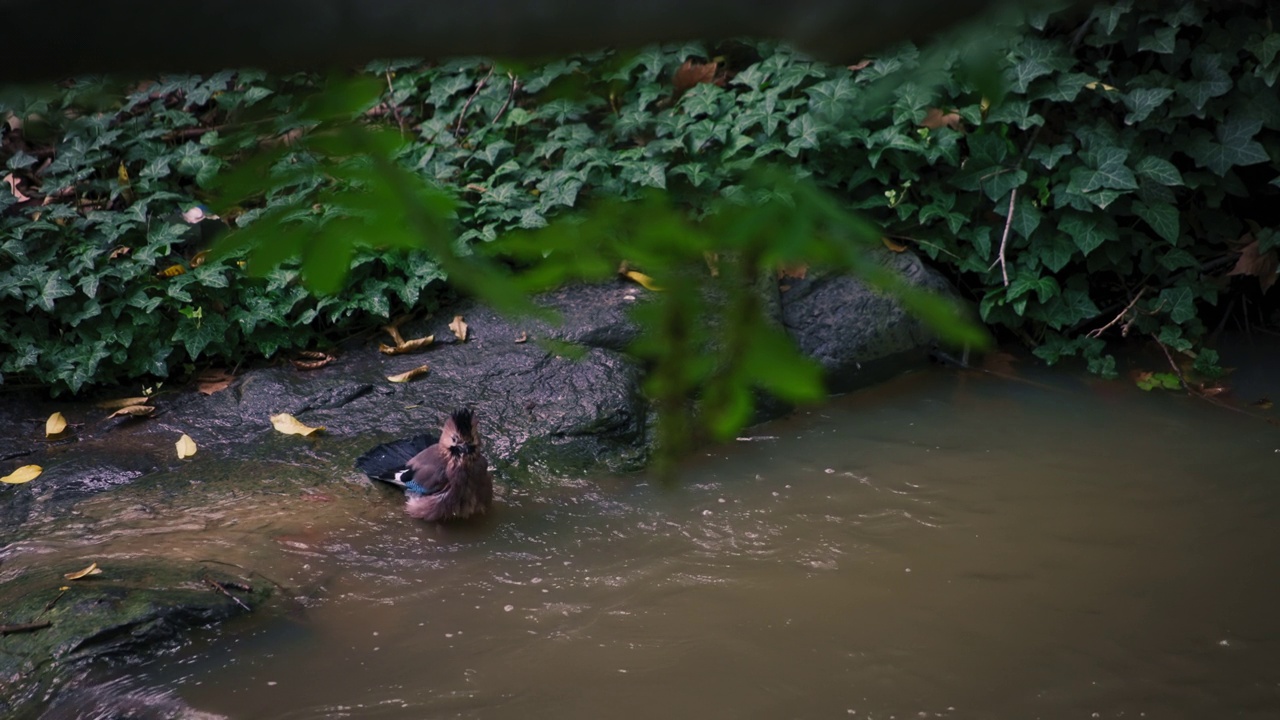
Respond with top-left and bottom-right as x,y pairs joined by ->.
1138,27 -> 1177,54
1030,73 -> 1092,103
805,74 -> 857,119
1158,286 -> 1197,324
621,162 -> 667,190
1135,156 -> 1184,186
1028,143 -> 1073,170
1176,53 -> 1232,110
785,115 -> 821,154
1132,200 -> 1180,243
1122,87 -> 1174,124
1009,195 -> 1041,239
1186,115 -> 1269,176
35,272 -> 76,312
1090,1 -> 1132,35
1070,147 -> 1139,192
1053,288 -> 1100,328
1007,57 -> 1054,94
1037,233 -> 1076,272
1060,211 -> 1114,256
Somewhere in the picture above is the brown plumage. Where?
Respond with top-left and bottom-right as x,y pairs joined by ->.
402,409 -> 493,521
355,408 -> 493,522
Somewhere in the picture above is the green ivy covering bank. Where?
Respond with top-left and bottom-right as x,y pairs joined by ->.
1,0 -> 1277,395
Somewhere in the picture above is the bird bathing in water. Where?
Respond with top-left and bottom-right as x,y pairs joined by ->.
355,408 -> 493,521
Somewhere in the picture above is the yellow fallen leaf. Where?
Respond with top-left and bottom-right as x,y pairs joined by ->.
449,315 -> 468,342
65,562 -> 102,580
1,465 -> 41,484
94,396 -> 151,410
1085,81 -> 1118,92
882,237 -> 908,253
108,405 -> 155,419
387,365 -> 430,383
157,264 -> 186,278
270,413 -> 324,437
176,433 -> 198,459
46,412 -> 67,436
378,335 -> 433,355
623,270 -> 662,291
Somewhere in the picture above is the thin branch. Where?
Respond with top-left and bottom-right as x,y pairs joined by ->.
1089,286 -> 1146,338
1150,333 -> 1189,391
454,66 -> 495,136
203,576 -> 252,611
0,621 -> 51,635
989,187 -> 1017,287
491,72 -> 518,127
384,70 -> 407,137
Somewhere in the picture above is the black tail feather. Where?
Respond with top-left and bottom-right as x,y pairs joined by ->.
355,433 -> 437,483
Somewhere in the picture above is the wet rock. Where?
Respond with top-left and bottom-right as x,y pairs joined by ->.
781,250 -> 956,392
39,675 -> 227,720
0,562 -> 266,719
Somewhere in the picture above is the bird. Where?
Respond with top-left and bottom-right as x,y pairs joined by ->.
354,408 -> 493,522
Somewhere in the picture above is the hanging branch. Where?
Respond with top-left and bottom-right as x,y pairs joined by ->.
992,187 -> 1017,287
454,66 -> 496,136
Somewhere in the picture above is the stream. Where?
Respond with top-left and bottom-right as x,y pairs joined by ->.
77,363 -> 1280,718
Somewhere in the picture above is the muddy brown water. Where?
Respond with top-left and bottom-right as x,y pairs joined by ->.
70,366 -> 1280,718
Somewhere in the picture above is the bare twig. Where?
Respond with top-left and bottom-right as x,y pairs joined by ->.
454,66 -> 495,136
384,70 -> 406,137
0,621 -> 51,635
203,576 -> 251,611
492,72 -> 518,126
1150,333 -> 1189,391
1089,287 -> 1146,338
990,187 -> 1017,287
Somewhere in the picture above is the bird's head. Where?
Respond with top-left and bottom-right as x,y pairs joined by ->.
442,408 -> 480,458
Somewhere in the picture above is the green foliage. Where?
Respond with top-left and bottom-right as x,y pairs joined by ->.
5,0 -> 1278,403
0,73 -> 450,393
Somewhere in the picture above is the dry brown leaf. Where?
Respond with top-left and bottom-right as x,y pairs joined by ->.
847,59 -> 873,71
109,246 -> 131,259
291,350 -> 335,370
108,405 -> 155,419
387,364 -> 430,383
270,413 -> 324,437
920,107 -> 963,131
176,433 -> 198,459
673,59 -> 719,98
623,270 -> 662,291
450,316 -> 469,342
515,332 -> 528,344
778,264 -> 808,280
379,335 -> 434,355
1,465 -> 42,484
3,173 -> 30,202
1228,237 -> 1279,293
95,396 -> 150,410
703,252 -> 720,277
882,237 -> 908,253
46,412 -> 67,437
196,368 -> 235,394
64,562 -> 102,580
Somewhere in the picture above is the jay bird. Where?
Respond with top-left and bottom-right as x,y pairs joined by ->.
355,408 -> 493,521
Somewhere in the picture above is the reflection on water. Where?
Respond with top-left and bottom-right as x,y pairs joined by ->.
121,369 -> 1280,718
